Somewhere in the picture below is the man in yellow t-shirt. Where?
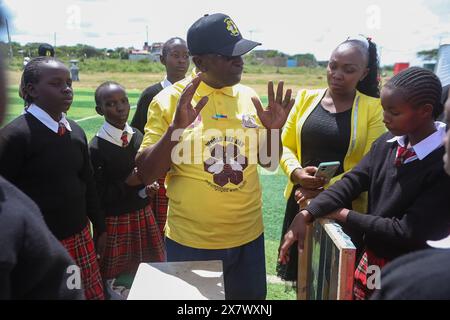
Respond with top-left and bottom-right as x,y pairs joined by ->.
136,13 -> 294,300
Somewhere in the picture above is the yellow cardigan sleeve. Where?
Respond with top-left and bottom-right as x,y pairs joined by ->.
280,90 -> 306,181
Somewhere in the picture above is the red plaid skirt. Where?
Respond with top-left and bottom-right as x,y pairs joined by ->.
353,249 -> 389,300
100,204 -> 166,279
151,177 -> 168,239
60,225 -> 105,300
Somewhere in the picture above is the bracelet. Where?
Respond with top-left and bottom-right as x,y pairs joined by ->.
290,167 -> 302,184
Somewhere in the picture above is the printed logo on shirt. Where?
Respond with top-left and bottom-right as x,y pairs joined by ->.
240,114 -> 259,128
204,138 -> 248,188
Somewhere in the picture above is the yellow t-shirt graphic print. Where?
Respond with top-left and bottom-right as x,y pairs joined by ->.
140,76 -> 264,249
204,139 -> 248,187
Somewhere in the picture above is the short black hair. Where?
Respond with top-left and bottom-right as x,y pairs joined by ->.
21,56 -> 65,104
340,38 -> 380,98
161,37 -> 187,58
385,67 -> 443,119
94,81 -> 125,106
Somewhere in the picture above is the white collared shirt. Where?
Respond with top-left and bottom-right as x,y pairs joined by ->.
427,234 -> 450,249
96,121 -> 134,147
26,103 -> 72,134
387,121 -> 446,164
160,77 -> 172,89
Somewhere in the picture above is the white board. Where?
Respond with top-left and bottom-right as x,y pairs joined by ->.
128,260 -> 225,300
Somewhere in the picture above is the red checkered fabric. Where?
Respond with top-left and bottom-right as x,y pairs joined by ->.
100,204 -> 166,279
150,177 -> 168,239
353,249 -> 389,300
60,224 -> 105,300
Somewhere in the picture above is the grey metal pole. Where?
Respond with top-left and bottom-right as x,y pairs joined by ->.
5,18 -> 13,58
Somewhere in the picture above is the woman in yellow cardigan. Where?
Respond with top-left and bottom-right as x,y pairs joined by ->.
277,36 -> 386,281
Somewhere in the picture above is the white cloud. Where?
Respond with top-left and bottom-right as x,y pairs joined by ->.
3,0 -> 450,65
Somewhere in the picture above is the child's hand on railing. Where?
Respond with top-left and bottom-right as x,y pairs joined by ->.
278,210 -> 314,264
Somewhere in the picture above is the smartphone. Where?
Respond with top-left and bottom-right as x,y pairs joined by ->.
315,161 -> 341,180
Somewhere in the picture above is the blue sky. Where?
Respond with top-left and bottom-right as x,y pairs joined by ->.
2,0 -> 450,65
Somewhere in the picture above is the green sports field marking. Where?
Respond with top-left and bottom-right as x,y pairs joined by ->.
71,105 -> 138,123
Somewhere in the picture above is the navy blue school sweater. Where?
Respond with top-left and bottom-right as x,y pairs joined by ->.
0,113 -> 105,240
88,130 -> 148,216
130,83 -> 163,134
0,176 -> 84,299
306,132 -> 450,260
371,248 -> 450,300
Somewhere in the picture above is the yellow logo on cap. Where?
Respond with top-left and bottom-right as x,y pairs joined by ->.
224,18 -> 240,37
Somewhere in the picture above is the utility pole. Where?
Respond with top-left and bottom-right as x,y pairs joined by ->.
248,29 -> 260,41
54,32 -> 57,48
5,18 -> 13,58
146,25 -> 149,44
249,29 -> 255,41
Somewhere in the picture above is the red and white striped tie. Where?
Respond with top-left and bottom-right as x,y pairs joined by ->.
121,131 -> 129,147
394,145 -> 416,166
57,122 -> 66,136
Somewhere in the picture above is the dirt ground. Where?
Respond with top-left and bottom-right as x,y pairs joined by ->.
8,70 -> 327,97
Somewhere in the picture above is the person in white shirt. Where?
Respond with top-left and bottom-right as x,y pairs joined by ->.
131,37 -> 190,239
89,81 -> 165,291
131,37 -> 190,133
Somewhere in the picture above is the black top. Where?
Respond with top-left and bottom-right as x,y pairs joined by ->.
371,248 -> 450,300
301,103 -> 352,175
89,129 -> 148,216
0,176 -> 84,299
131,83 -> 164,134
306,132 -> 450,260
0,113 -> 105,240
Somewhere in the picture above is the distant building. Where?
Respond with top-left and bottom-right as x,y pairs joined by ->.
149,42 -> 163,57
423,62 -> 436,72
263,56 -> 287,67
393,62 -> 410,75
129,49 -> 151,61
286,59 -> 297,68
435,44 -> 450,87
128,42 -> 164,62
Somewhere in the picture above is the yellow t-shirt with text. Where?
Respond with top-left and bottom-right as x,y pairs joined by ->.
140,76 -> 264,249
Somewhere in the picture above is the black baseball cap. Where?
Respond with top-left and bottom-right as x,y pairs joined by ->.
38,43 -> 55,57
187,13 -> 261,57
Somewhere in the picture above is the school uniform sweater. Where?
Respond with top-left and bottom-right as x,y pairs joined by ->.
131,83 -> 164,134
371,248 -> 450,300
306,131 -> 450,260
89,130 -> 148,216
0,175 -> 84,299
0,113 -> 105,240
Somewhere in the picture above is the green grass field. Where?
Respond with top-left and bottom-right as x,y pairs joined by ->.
4,86 -> 295,300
